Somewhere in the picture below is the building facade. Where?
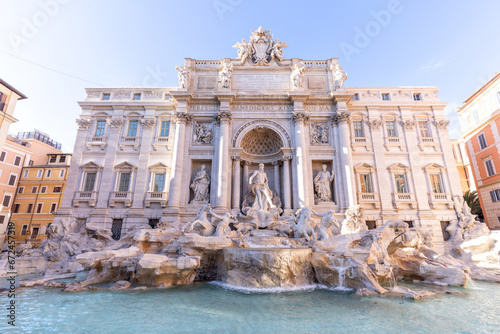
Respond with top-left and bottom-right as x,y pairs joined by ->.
56,28 -> 463,252
458,73 -> 500,229
10,153 -> 71,246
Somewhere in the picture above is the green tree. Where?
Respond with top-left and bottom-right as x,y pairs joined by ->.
463,190 -> 483,220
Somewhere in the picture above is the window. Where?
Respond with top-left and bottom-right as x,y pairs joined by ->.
352,93 -> 359,101
29,160 -> 34,166
31,186 -> 38,193
53,186 -> 62,193
127,120 -> 138,137
59,156 -> 66,163
0,151 -> 6,162
160,121 -> 170,137
133,93 -> 141,100
36,169 -> 43,178
21,225 -> 28,235
31,227 -> 39,239
478,133 -> 488,150
84,172 -> 96,192
111,219 -> 123,240
0,216 -> 5,224
418,121 -> 430,137
23,169 -> 29,178
50,203 -> 57,213
386,121 -> 397,137
14,156 -> 21,166
429,174 -> 443,193
485,159 -> 496,177
149,218 -> 159,229
382,93 -> 390,101
394,174 -> 408,193
2,195 -> 11,207
366,221 -> 377,230
154,173 -> 165,192
40,186 -> 47,193
8,174 -> 17,186
49,156 -> 57,163
353,121 -> 364,137
12,203 -> 20,213
27,203 -> 33,213
490,189 -> 500,202
46,170 -> 52,177
359,174 -> 373,193
36,203 -> 43,213
102,93 -> 110,100
18,187 -> 24,194
59,169 -> 65,178
118,173 -> 131,192
95,120 -> 106,137
413,93 -> 421,101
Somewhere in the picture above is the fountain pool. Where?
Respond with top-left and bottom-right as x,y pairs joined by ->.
1,281 -> 499,333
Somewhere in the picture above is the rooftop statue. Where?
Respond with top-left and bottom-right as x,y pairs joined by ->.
232,26 -> 288,65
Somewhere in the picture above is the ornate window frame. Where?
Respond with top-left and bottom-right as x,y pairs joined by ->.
120,114 -> 142,151
110,162 -> 136,207
422,163 -> 453,209
381,112 -> 403,151
350,113 -> 370,152
73,161 -> 102,207
153,115 -> 174,151
145,162 -> 171,208
414,113 -> 437,151
87,114 -> 110,151
387,163 -> 416,209
354,163 -> 379,208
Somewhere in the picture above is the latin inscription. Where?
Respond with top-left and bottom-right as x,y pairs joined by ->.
232,105 -> 293,111
232,74 -> 290,90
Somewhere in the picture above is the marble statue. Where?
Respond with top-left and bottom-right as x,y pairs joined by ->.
212,211 -> 238,237
175,65 -> 190,89
332,63 -> 347,90
190,165 -> 210,203
270,38 -> 288,62
182,204 -> 215,236
248,163 -> 276,212
314,165 -> 334,204
291,64 -> 305,90
218,61 -> 233,89
194,123 -> 213,144
341,205 -> 367,234
292,207 -> 317,241
311,209 -> 340,240
232,39 -> 253,64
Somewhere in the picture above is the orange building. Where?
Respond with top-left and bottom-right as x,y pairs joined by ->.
10,153 -> 71,246
458,73 -> 500,229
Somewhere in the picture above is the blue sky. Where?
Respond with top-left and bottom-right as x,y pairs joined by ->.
1,0 -> 500,150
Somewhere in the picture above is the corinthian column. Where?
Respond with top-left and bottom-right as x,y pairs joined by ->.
232,156 -> 241,211
166,112 -> 191,210
333,98 -> 356,209
214,111 -> 231,210
292,110 -> 310,208
282,156 -> 292,210
273,160 -> 281,197
242,160 -> 250,198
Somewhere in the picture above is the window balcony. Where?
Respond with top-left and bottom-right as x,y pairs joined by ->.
86,136 -> 107,151
418,137 -> 438,151
109,191 -> 133,207
428,192 -> 453,209
392,192 -> 417,209
73,191 -> 98,207
357,192 -> 380,209
119,136 -> 140,151
351,137 -> 370,151
152,136 -> 171,151
145,191 -> 168,208
383,136 -> 404,151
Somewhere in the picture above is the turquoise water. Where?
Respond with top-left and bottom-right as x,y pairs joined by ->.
1,281 -> 500,333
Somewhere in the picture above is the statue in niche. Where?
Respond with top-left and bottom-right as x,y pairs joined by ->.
314,164 -> 334,204
176,65 -> 190,89
248,163 -> 276,212
311,124 -> 329,144
194,123 -> 213,144
190,165 -> 210,203
218,61 -> 233,89
291,63 -> 305,90
332,63 -> 348,90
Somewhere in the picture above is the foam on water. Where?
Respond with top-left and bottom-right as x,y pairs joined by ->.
209,281 -> 320,294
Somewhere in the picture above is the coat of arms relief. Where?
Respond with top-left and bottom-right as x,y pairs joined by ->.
232,26 -> 289,65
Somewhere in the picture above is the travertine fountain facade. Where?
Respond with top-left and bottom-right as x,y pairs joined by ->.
56,27 -> 462,254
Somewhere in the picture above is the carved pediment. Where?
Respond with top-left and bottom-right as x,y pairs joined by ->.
387,163 -> 409,171
114,161 -> 136,170
80,161 -> 102,170
422,163 -> 445,171
354,163 -> 375,172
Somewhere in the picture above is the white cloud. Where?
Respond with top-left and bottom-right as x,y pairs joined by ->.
418,60 -> 447,73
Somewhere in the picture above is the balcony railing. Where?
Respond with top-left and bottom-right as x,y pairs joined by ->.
428,192 -> 453,209
109,191 -> 132,207
152,136 -> 171,151
119,136 -> 140,151
392,192 -> 416,209
86,136 -> 108,151
357,192 -> 380,209
73,191 -> 98,207
145,191 -> 168,208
